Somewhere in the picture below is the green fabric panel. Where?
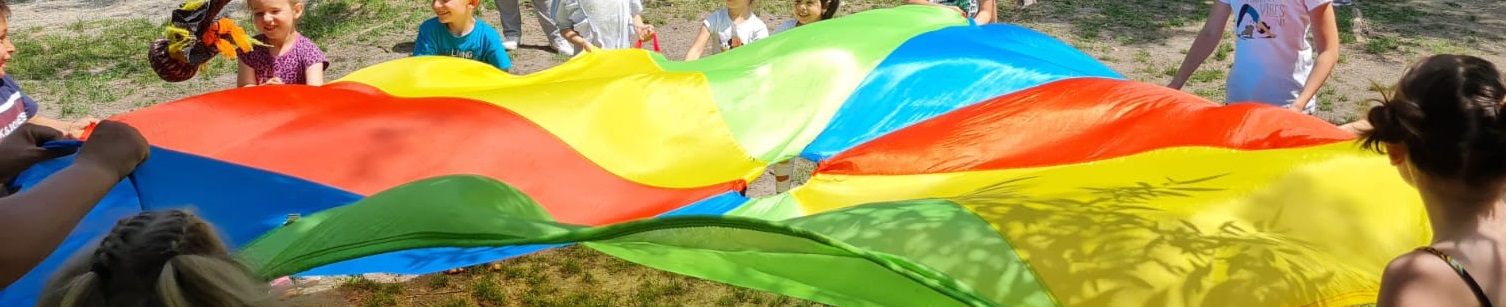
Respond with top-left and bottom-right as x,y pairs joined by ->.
238,175 -> 1002,306
650,6 -> 965,162
592,199 -> 1057,306
237,175 -> 584,277
784,199 -> 1058,306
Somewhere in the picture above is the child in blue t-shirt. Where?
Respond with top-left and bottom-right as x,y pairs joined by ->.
413,0 -> 513,72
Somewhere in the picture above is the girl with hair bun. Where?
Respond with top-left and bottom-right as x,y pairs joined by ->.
1362,54 -> 1505,307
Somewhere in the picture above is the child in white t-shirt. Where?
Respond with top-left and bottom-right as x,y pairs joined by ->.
1169,0 -> 1341,115
555,0 -> 656,54
684,0 -> 768,60
772,0 -> 839,35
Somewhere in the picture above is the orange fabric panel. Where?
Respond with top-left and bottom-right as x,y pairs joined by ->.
820,78 -> 1355,175
112,84 -> 743,225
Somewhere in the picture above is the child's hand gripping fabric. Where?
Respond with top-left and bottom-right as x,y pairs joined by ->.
0,120 -> 149,288
74,121 -> 151,178
0,124 -> 76,191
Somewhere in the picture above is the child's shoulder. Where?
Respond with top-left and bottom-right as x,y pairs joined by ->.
704,7 -> 729,19
293,34 -> 327,54
469,19 -> 506,42
419,17 -> 444,29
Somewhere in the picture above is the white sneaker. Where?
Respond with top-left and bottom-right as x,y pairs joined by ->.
550,37 -> 576,57
503,40 -> 519,51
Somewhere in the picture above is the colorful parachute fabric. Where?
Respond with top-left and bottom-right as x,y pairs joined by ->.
3,5 -> 1427,307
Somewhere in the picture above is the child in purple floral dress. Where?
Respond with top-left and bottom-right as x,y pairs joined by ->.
237,0 -> 328,87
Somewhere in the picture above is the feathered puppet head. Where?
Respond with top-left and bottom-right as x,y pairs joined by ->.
148,0 -> 265,82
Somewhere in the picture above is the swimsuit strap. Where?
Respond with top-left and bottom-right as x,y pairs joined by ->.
1418,246 -> 1494,307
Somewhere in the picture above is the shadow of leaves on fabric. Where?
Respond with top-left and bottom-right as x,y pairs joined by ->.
781,200 -> 1055,306
955,174 -> 1341,307
584,201 -> 1012,307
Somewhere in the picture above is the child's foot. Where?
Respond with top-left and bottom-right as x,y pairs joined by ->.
444,268 -> 465,274
504,37 -> 520,51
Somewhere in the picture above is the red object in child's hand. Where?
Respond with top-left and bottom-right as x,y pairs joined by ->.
635,34 -> 659,52
77,121 -> 99,141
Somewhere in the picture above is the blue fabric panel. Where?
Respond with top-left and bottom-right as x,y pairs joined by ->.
801,23 -> 1124,161
130,148 -> 364,247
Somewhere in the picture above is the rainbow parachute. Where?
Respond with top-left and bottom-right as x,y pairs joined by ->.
4,6 -> 1427,307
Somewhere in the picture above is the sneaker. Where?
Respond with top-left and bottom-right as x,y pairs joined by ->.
503,38 -> 520,51
550,37 -> 576,57
1332,0 -> 1353,6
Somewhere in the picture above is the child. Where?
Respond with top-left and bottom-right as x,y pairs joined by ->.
554,0 -> 657,53
684,0 -> 768,61
0,1 -> 93,139
772,0 -> 840,35
413,0 -> 514,72
1363,54 -> 1504,307
1,121 -> 150,289
1169,0 -> 1340,115
237,0 -> 329,87
37,210 -> 282,306
903,0 -> 994,23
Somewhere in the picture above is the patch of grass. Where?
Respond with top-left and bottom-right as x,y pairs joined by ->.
440,297 -> 472,307
1317,87 -> 1339,112
428,274 -> 451,289
339,275 -> 403,307
1212,42 -> 1232,62
1025,0 -> 1209,44
293,0 -> 426,43
1188,69 -> 1223,84
1364,35 -> 1401,54
470,278 -> 506,305
1158,64 -> 1179,78
1193,87 -> 1225,103
11,18 -> 161,83
1359,2 -> 1428,26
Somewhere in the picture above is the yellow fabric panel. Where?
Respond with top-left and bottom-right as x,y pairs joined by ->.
792,142 -> 1427,306
334,54 -> 764,188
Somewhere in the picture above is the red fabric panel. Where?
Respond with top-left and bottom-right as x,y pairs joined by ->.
822,78 -> 1354,175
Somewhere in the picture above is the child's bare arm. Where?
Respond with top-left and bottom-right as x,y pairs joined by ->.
975,0 -> 995,23
634,15 -> 655,41
1291,3 -> 1340,112
304,63 -> 326,86
561,27 -> 595,53
25,116 -> 92,139
685,26 -> 711,60
1169,2 -> 1232,90
237,61 -> 258,87
0,121 -> 149,288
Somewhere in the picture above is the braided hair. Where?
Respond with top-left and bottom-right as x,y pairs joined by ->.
37,209 -> 280,307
